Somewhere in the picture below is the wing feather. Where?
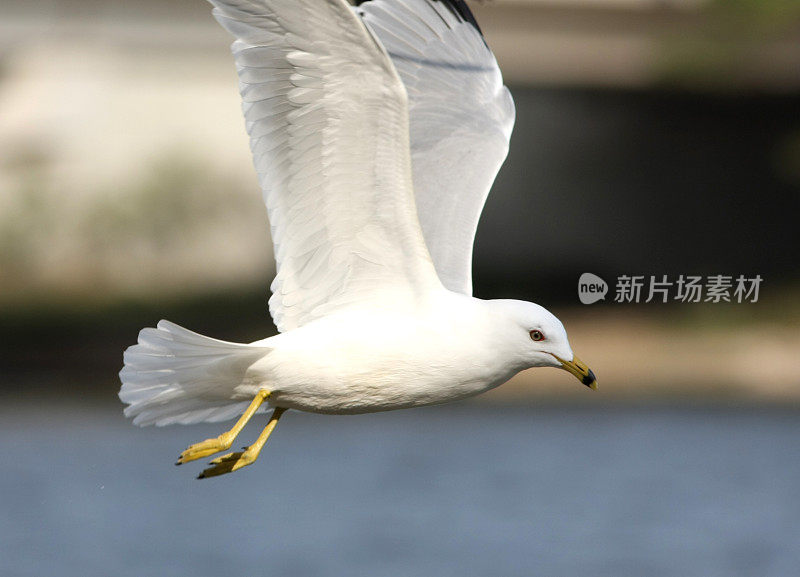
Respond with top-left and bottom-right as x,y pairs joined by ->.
358,0 -> 515,295
210,0 -> 440,332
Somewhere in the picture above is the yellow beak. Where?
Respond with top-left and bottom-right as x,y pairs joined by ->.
555,354 -> 598,390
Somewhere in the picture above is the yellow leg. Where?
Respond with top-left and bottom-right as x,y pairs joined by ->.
176,389 -> 270,465
197,407 -> 287,479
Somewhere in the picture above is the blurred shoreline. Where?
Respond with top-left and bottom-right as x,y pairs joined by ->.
2,289 -> 798,407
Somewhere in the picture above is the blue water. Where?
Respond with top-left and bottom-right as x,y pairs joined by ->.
2,403 -> 798,577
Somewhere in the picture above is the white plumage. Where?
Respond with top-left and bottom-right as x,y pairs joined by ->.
358,0 -> 514,295
223,0 -> 438,333
120,0 -> 594,452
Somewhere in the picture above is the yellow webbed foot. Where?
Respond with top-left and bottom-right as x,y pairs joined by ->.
197,449 -> 256,479
175,389 -> 271,466
176,435 -> 233,465
195,407 -> 286,480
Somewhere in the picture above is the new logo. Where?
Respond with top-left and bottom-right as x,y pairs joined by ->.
578,272 -> 608,305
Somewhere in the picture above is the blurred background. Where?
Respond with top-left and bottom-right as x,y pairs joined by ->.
1,1 -> 799,576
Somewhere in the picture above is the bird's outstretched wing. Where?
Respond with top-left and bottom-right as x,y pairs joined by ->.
210,0 -> 440,332
356,0 -> 515,296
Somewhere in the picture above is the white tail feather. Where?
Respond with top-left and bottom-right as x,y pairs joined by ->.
119,320 -> 270,426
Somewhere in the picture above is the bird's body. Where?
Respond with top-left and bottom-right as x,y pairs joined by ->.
119,0 -> 596,478
247,294 -> 564,414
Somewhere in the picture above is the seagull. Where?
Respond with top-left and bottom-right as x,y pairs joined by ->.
119,0 -> 596,479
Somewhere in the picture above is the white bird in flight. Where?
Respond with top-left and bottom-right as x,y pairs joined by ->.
119,0 -> 596,479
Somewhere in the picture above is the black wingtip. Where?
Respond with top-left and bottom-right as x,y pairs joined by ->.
441,0 -> 484,36
356,0 -> 484,37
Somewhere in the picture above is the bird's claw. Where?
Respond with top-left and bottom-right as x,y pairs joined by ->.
176,435 -> 232,465
197,451 -> 255,479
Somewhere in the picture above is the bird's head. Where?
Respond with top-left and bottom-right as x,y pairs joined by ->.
489,299 -> 597,390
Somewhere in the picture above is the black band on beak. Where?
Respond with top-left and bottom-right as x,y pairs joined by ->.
582,369 -> 596,387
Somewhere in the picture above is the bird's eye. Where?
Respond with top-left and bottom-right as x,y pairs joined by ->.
530,330 -> 545,341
